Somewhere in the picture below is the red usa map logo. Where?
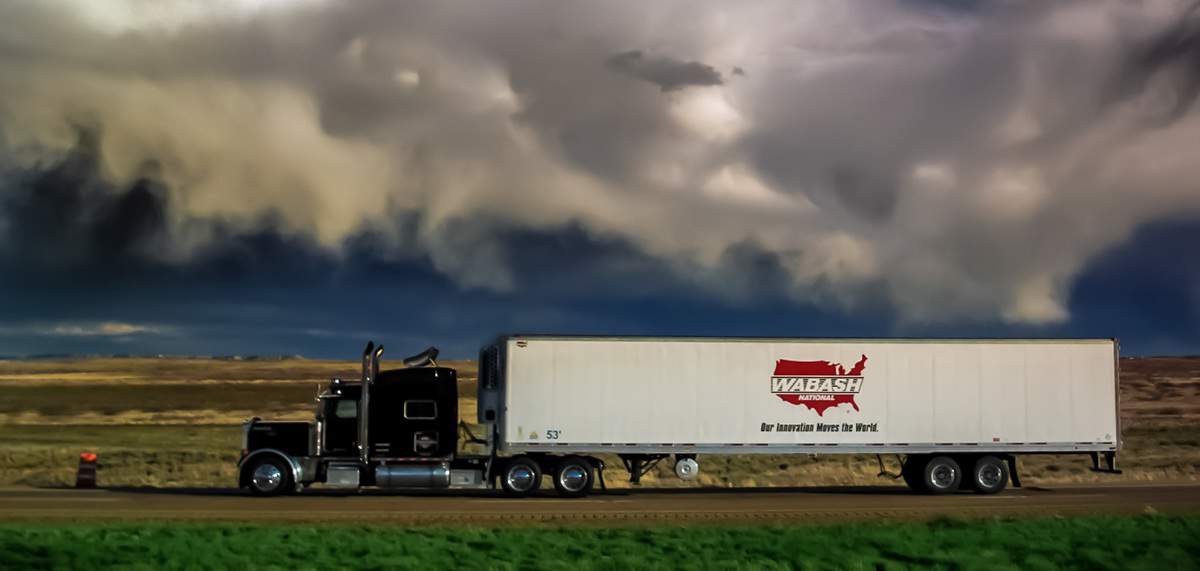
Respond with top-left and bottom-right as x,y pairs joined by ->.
771,354 -> 868,416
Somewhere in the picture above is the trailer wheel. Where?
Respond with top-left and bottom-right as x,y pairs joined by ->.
921,456 -> 962,495
244,456 -> 293,496
901,455 -> 926,492
970,456 -> 1009,494
553,456 -> 594,498
501,456 -> 542,497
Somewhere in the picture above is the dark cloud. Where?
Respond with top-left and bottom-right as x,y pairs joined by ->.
1068,217 -> 1200,351
605,50 -> 724,92
0,142 -> 1196,358
901,0 -> 985,14
0,143 -> 823,357
0,131 -> 166,273
2,1 -> 1200,357
1114,1 -> 1200,126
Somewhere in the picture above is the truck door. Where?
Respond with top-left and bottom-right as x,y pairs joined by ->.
322,390 -> 360,455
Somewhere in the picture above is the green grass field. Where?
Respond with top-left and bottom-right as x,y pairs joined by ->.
1,516 -> 1196,570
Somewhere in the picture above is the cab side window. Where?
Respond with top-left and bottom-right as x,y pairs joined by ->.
404,400 -> 437,420
334,399 -> 358,419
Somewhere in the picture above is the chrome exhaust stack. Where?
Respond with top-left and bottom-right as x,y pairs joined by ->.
373,345 -> 383,380
360,341 -> 374,384
358,341 -> 376,465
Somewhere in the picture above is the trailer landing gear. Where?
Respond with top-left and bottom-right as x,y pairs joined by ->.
619,454 -> 667,485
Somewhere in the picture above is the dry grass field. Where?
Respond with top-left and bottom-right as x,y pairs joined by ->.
0,356 -> 1195,489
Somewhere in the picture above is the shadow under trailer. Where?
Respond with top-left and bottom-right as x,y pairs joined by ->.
238,336 -> 1122,497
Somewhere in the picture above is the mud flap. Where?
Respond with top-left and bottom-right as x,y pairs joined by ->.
595,459 -> 607,491
1006,455 -> 1022,488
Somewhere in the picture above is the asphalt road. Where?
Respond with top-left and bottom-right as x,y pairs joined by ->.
2,483 -> 1198,525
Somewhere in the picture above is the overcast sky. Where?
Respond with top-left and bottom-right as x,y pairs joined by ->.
1,0 -> 1199,358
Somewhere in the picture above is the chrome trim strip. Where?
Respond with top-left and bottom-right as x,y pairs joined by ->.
506,442 -> 1118,455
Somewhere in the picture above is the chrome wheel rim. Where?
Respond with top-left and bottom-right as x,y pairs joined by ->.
978,464 -> 1003,488
506,465 -> 536,492
252,463 -> 283,492
558,465 -> 588,492
930,464 -> 956,489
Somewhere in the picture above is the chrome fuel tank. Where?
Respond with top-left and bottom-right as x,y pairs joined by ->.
374,464 -> 450,488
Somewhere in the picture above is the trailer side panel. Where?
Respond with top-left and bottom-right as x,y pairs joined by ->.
497,337 -> 1118,455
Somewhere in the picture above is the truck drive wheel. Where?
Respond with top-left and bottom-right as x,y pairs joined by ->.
501,456 -> 542,496
245,456 -> 293,496
921,456 -> 962,495
553,456 -> 594,498
970,456 -> 1009,494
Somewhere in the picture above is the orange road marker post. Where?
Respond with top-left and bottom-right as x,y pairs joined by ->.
76,452 -> 98,489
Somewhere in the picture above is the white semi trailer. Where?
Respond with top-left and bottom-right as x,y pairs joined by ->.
239,336 -> 1121,496
477,336 -> 1121,495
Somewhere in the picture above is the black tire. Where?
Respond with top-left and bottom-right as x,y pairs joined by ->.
921,455 -> 962,495
901,455 -> 927,493
553,456 -> 595,498
500,456 -> 542,497
244,456 -> 293,496
970,456 -> 1009,495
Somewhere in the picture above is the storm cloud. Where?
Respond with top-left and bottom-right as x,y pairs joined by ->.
2,0 -> 1200,342
605,50 -> 725,91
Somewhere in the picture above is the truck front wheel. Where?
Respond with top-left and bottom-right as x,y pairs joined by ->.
921,456 -> 962,495
244,456 -> 293,496
553,456 -> 594,498
501,457 -> 542,497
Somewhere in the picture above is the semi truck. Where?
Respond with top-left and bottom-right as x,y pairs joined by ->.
238,336 -> 1121,497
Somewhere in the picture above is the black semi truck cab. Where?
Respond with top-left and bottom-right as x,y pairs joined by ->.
238,341 -> 604,497
240,342 -> 493,494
